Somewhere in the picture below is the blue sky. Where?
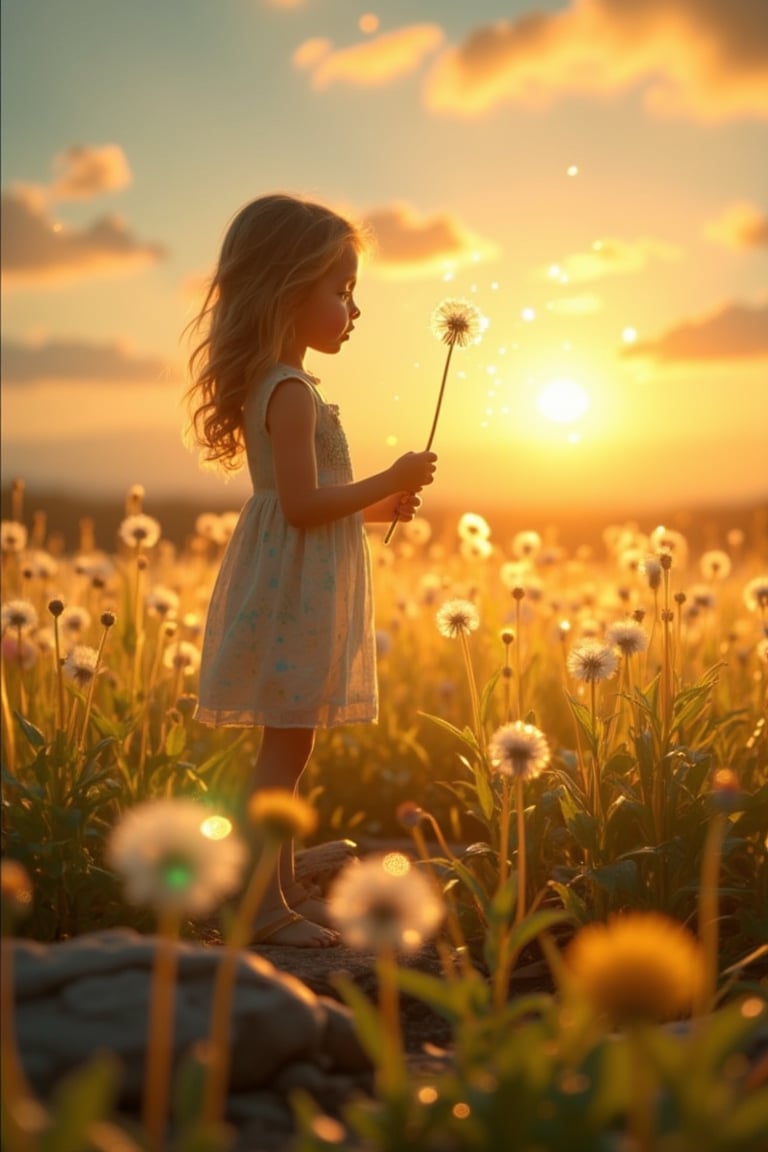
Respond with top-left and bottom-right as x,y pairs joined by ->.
2,0 -> 767,516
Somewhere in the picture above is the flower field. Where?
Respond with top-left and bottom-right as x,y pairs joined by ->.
2,483 -> 767,1150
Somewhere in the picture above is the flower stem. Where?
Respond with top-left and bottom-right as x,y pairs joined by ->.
202,841 -> 281,1123
515,776 -> 526,926
384,338 -> 456,545
697,810 -> 727,1016
143,911 -> 180,1152
376,947 -> 406,1098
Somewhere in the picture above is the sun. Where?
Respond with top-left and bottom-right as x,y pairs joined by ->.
537,379 -> 590,423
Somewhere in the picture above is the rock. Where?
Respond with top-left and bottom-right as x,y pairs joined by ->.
10,928 -> 372,1110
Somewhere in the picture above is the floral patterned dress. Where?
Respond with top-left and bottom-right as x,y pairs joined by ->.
196,364 -> 378,728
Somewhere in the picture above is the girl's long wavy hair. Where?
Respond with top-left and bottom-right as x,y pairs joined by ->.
185,193 -> 366,473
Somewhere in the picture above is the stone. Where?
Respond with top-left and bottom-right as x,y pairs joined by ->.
10,928 -> 372,1109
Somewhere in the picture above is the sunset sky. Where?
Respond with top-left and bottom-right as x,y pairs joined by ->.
2,0 -> 767,522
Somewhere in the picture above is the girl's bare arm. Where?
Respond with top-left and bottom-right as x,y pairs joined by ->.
268,379 -> 436,529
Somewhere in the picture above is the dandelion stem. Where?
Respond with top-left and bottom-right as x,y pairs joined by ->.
384,338 -> 456,545
203,840 -> 281,1123
77,624 -> 109,752
515,776 -> 526,927
459,630 -> 483,749
0,658 -> 17,776
143,911 -> 180,1152
53,615 -> 65,735
376,947 -> 406,1098
498,779 -> 511,893
697,810 -> 727,1017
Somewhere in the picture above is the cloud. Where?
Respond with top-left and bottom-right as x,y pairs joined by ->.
425,0 -> 768,121
361,203 -> 497,276
1,187 -> 166,289
623,301 -> 768,361
1,337 -> 175,385
49,144 -> 132,202
553,236 -> 681,284
704,201 -> 768,250
294,23 -> 444,89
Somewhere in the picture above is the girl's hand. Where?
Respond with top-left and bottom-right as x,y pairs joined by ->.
390,491 -> 421,523
390,450 -> 437,491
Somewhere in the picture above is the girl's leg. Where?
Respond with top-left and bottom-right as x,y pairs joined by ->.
247,726 -> 338,947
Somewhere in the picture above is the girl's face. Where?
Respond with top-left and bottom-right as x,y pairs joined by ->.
287,241 -> 360,362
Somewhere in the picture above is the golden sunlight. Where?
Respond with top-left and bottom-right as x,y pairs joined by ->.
537,379 -> 590,423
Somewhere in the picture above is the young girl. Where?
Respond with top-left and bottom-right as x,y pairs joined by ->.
186,193 -> 437,947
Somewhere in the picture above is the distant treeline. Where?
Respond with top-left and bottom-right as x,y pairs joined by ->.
2,485 -> 767,559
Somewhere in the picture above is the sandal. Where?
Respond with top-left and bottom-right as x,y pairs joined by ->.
249,907 -> 339,949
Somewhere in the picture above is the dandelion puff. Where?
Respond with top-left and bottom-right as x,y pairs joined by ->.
328,853 -> 444,953
62,644 -> 101,687
640,555 -> 663,590
699,549 -> 731,582
146,586 -> 181,619
1,599 -> 39,633
744,575 -> 768,614
107,798 -> 247,917
460,536 -> 493,562
458,512 -> 491,541
0,521 -> 28,553
605,619 -> 648,657
162,640 -> 201,675
59,605 -> 92,637
511,530 -> 542,560
119,513 -> 162,550
566,639 -> 619,682
488,721 -> 551,780
402,518 -> 432,546
430,297 -> 487,349
436,598 -> 480,639
22,550 -> 59,580
564,911 -> 704,1026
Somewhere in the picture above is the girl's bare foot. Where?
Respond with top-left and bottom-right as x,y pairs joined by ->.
284,882 -> 337,929
250,907 -> 339,948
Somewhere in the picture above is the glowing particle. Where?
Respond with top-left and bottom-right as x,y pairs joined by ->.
549,264 -> 561,278
521,307 -> 536,323
201,815 -> 233,841
386,434 -> 398,447
359,13 -> 379,33
567,165 -> 579,176
622,326 -> 638,343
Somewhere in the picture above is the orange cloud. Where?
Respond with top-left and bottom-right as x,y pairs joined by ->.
554,236 -> 681,284
425,0 -> 768,121
704,201 -> 768,250
362,202 -> 497,276
623,300 -> 768,361
294,23 -> 444,89
50,144 -> 132,202
1,187 -> 166,289
1,337 -> 174,385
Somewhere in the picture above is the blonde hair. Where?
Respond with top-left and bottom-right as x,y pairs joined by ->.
185,193 -> 366,472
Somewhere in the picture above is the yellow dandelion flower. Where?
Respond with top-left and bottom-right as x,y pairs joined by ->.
564,912 -> 704,1026
247,789 -> 317,841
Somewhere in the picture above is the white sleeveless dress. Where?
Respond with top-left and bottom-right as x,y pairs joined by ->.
195,364 -> 378,728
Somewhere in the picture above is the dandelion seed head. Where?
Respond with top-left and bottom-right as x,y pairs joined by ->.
565,912 -> 704,1026
699,549 -> 732,582
436,598 -> 480,639
0,520 -> 28,553
566,639 -> 619,682
744,575 -> 768,613
62,644 -> 101,686
1,599 -> 39,633
458,512 -> 491,541
604,619 -> 648,657
162,640 -> 201,675
488,721 -> 551,780
146,585 -> 181,619
328,854 -> 444,953
60,605 -> 92,636
512,530 -> 543,560
430,298 -> 487,349
107,798 -> 247,917
119,513 -> 161,550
